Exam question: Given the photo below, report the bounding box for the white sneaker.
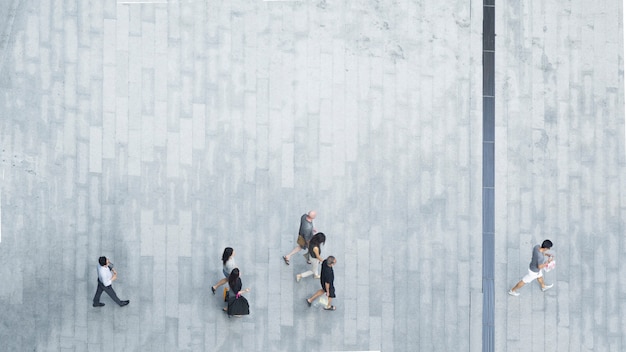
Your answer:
[541,284,553,292]
[508,290,520,296]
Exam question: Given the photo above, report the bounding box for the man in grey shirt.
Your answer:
[508,240,554,296]
[283,211,317,265]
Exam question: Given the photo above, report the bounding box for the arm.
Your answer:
[313,247,323,262]
[538,257,553,269]
[111,269,118,282]
[235,278,249,296]
[325,282,331,296]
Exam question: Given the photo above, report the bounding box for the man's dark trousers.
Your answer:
[93,280,123,305]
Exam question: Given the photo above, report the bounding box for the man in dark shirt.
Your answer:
[282,211,317,265]
[306,256,337,310]
[508,240,554,296]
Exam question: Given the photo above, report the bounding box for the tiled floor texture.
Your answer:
[0,1,624,351]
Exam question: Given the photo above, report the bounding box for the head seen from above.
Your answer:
[228,267,240,288]
[222,247,234,264]
[311,233,326,247]
[326,256,336,266]
[541,239,553,249]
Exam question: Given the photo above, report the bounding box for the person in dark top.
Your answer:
[306,256,337,311]
[224,268,250,312]
[296,233,326,282]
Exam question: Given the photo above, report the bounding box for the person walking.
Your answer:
[224,268,250,316]
[211,247,237,294]
[92,256,129,307]
[508,240,555,296]
[283,211,317,265]
[296,233,326,282]
[306,256,337,311]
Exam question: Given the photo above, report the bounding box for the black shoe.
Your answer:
[120,300,130,306]
[93,302,105,307]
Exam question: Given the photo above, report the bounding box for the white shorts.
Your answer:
[522,268,543,283]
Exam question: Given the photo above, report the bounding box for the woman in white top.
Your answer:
[211,247,237,294]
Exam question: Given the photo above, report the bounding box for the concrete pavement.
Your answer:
[0,0,624,351]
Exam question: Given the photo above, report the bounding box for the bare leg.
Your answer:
[510,280,526,292]
[537,276,547,289]
[284,246,302,261]
[307,289,325,304]
[212,277,228,291]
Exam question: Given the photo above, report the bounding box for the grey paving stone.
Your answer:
[1,0,625,351]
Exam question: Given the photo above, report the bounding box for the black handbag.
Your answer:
[227,294,250,316]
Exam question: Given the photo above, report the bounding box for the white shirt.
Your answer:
[223,257,237,275]
[97,265,113,286]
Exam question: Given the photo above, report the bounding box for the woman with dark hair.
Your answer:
[211,247,236,294]
[296,233,326,282]
[224,268,250,316]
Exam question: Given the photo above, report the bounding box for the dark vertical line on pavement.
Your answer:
[482,1,495,352]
